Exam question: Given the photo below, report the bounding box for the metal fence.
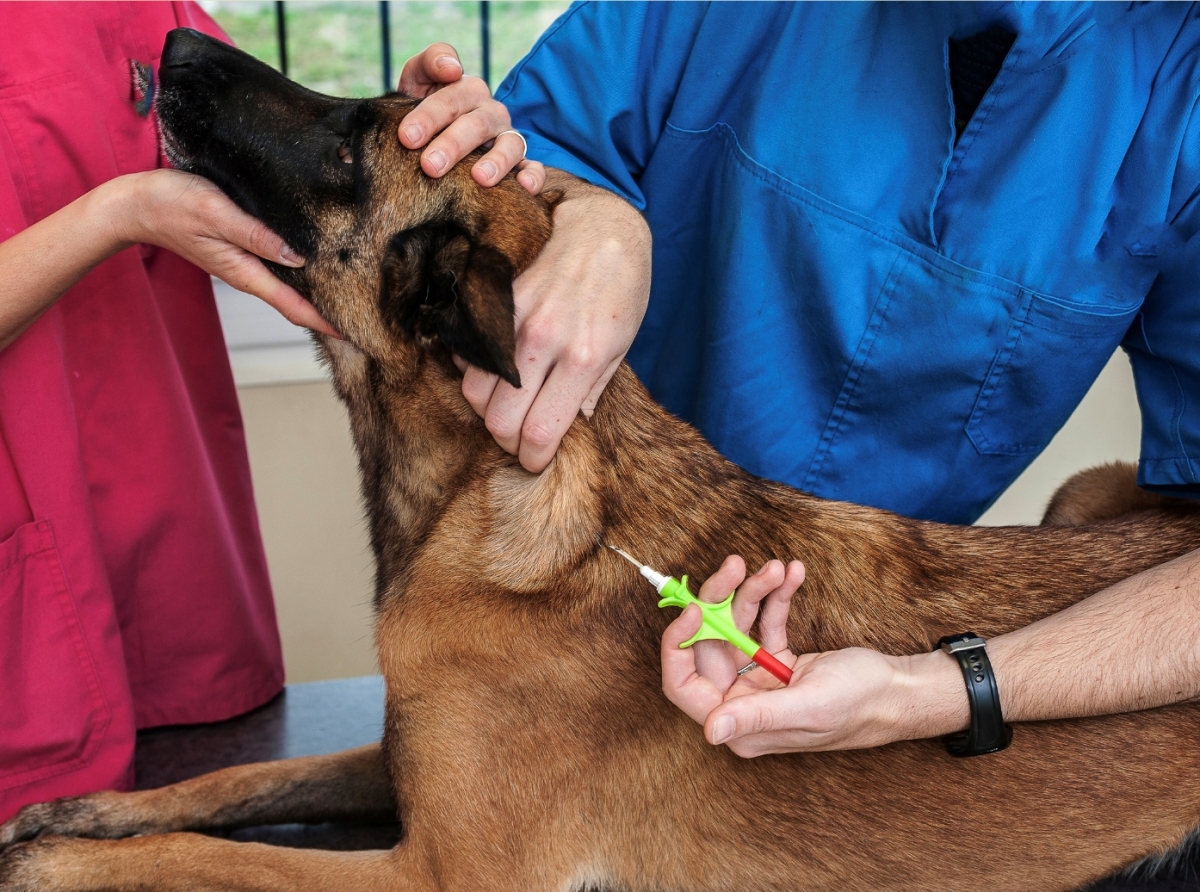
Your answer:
[272,0,494,91]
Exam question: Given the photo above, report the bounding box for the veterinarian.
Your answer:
[411,3,1200,758]
[0,5,484,824]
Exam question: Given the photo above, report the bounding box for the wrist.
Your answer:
[891,650,972,741]
[90,173,149,250]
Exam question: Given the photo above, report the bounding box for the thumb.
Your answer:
[705,694,777,746]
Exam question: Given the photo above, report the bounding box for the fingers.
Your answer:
[726,559,803,654]
[516,351,617,472]
[455,185,650,467]
[399,75,513,179]
[661,605,725,725]
[236,217,305,268]
[213,252,339,338]
[397,44,528,185]
[130,171,336,336]
[397,42,463,101]
[186,180,304,268]
[251,273,340,337]
[460,362,501,417]
[697,555,748,604]
[471,131,530,187]
[459,325,615,473]
[756,560,804,654]
[579,356,620,417]
[195,195,337,336]
[461,359,560,471]
[515,159,546,195]
[478,366,544,460]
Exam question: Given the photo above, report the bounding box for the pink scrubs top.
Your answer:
[0,2,285,822]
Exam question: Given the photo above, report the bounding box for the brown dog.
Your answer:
[2,28,1200,892]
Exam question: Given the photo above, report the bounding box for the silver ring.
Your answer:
[736,661,759,677]
[500,129,527,161]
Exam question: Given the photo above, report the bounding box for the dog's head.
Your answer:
[156,28,556,385]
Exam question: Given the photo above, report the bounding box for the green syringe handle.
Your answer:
[657,575,760,659]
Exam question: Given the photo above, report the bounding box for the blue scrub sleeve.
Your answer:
[1125,99,1200,497]
[495,1,707,209]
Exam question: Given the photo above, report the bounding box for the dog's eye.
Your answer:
[337,138,353,164]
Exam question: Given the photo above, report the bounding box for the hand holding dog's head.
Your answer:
[156,28,554,384]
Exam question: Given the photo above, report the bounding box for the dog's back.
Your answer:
[376,365,1200,892]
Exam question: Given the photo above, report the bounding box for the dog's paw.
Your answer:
[0,793,127,846]
[0,838,68,891]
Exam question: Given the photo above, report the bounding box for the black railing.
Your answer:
[272,1,493,92]
[274,1,288,76]
[380,1,393,90]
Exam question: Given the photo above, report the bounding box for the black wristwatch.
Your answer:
[937,633,1013,757]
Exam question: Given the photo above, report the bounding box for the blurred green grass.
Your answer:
[198,1,570,97]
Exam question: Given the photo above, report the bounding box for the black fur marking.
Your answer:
[380,221,521,387]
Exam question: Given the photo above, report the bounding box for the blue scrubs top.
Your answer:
[497,1,1200,523]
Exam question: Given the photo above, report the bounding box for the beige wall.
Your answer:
[237,382,377,683]
[237,352,1142,682]
[976,350,1141,526]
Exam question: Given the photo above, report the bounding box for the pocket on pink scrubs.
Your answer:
[0,520,110,790]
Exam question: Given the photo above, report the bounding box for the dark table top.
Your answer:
[135,675,400,851]
[134,676,1198,889]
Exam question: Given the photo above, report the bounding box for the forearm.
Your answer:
[0,178,131,351]
[990,547,1200,720]
[896,547,1200,739]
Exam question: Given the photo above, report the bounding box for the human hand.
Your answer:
[106,169,336,336]
[457,176,652,471]
[396,43,543,191]
[661,555,970,756]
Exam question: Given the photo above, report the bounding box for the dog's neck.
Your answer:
[319,334,758,602]
[322,331,951,654]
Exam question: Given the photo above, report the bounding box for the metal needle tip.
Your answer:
[606,544,643,568]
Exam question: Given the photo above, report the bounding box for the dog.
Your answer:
[2,27,1200,892]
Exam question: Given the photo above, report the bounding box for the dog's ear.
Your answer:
[380,221,521,387]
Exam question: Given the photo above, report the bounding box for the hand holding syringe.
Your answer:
[608,545,796,685]
[637,550,939,757]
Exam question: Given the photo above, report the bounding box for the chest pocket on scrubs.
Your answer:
[0,70,159,222]
[642,122,1140,522]
[0,520,110,792]
[966,291,1139,456]
[809,236,1139,518]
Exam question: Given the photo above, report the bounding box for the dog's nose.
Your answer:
[162,28,219,69]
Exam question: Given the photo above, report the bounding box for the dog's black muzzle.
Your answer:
[157,28,367,260]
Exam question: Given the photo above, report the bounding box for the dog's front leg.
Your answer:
[0,744,395,845]
[0,833,428,892]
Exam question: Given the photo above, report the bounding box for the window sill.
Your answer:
[214,278,327,388]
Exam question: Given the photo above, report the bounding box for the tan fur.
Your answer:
[1042,461,1196,526]
[3,78,1200,892]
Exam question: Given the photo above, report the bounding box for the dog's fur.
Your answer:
[2,29,1200,892]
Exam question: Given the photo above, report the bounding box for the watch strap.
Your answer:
[937,633,1013,757]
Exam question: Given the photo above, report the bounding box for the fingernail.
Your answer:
[427,149,447,174]
[280,245,305,267]
[711,716,735,745]
[435,55,461,73]
[478,160,497,181]
[403,124,423,146]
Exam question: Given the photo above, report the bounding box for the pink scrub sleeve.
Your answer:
[0,1,285,822]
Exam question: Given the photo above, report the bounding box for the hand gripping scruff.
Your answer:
[607,546,793,685]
